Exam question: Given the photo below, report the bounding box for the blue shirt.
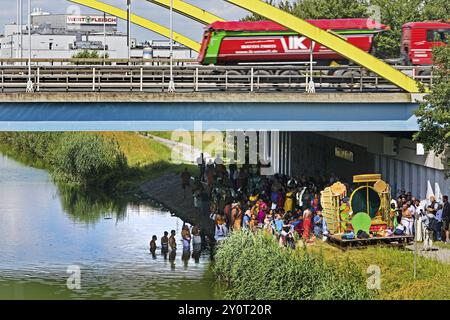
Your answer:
[313,215,322,227]
[436,209,443,222]
[275,219,284,232]
[243,215,250,229]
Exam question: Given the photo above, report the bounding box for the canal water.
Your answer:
[0,154,217,300]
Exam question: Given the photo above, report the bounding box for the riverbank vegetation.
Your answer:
[311,242,450,300]
[0,132,126,188]
[0,132,196,195]
[214,231,372,300]
[214,231,450,300]
[413,44,450,172]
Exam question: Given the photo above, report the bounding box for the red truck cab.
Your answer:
[401,21,450,65]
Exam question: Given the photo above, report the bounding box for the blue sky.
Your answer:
[0,0,264,42]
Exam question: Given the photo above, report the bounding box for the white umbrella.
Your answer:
[426,180,434,200]
[434,182,442,203]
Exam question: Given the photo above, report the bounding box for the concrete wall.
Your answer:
[374,154,450,200]
[319,132,446,170]
[280,132,373,182]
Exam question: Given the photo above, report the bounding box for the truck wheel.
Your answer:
[278,70,301,76]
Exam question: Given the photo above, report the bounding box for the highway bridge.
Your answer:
[0,63,431,93]
[0,0,445,199]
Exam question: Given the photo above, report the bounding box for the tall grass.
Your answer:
[0,132,126,189]
[214,231,372,300]
[310,242,450,300]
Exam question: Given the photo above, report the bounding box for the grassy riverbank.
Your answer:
[214,231,450,300]
[310,242,450,300]
[214,231,372,300]
[0,132,197,198]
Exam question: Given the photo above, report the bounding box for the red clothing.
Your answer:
[294,220,304,236]
[302,217,312,239]
[277,192,284,208]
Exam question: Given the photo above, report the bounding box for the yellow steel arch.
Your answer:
[226,0,422,93]
[148,0,225,25]
[68,0,201,52]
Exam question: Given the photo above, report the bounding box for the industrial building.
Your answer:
[0,8,196,60]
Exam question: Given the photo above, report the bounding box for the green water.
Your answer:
[0,154,217,300]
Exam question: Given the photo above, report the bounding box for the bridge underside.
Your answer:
[273,132,448,200]
[0,93,419,131]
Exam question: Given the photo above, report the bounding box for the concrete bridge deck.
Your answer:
[0,92,423,103]
[0,92,423,132]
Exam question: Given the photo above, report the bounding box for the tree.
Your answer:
[413,44,450,157]
[242,0,369,21]
[71,50,109,65]
[72,49,100,59]
[422,0,450,21]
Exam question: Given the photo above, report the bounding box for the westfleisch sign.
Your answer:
[66,15,118,25]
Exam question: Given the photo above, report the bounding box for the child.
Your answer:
[150,235,157,254]
[422,212,436,251]
[313,211,323,237]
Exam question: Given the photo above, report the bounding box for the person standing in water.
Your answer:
[150,235,157,256]
[169,230,177,251]
[160,231,169,259]
[192,224,202,246]
[181,225,191,251]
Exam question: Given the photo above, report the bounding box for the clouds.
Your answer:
[1,0,249,42]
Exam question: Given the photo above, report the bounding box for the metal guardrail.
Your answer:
[0,58,198,66]
[0,64,433,93]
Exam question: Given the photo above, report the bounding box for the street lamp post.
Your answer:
[16,0,20,59]
[103,12,106,65]
[127,0,131,64]
[306,40,315,93]
[26,0,33,92]
[19,0,23,62]
[168,0,175,92]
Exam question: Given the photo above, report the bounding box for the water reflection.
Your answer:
[57,184,128,224]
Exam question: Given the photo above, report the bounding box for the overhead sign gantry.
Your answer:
[68,0,201,52]
[147,0,225,25]
[225,0,422,93]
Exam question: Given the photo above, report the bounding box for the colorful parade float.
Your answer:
[320,174,414,248]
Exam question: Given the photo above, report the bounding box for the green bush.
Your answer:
[50,133,127,187]
[0,132,62,166]
[0,132,127,189]
[214,231,371,300]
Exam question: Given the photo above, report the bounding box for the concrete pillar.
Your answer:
[270,131,280,175]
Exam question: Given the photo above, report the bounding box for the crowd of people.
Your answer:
[179,154,450,251]
[389,191,450,250]
[149,224,204,265]
[187,154,345,248]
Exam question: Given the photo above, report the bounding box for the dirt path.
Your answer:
[406,243,450,264]
[140,173,214,237]
[145,134,213,164]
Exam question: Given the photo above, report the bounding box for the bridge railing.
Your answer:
[0,65,432,93]
[0,58,198,66]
